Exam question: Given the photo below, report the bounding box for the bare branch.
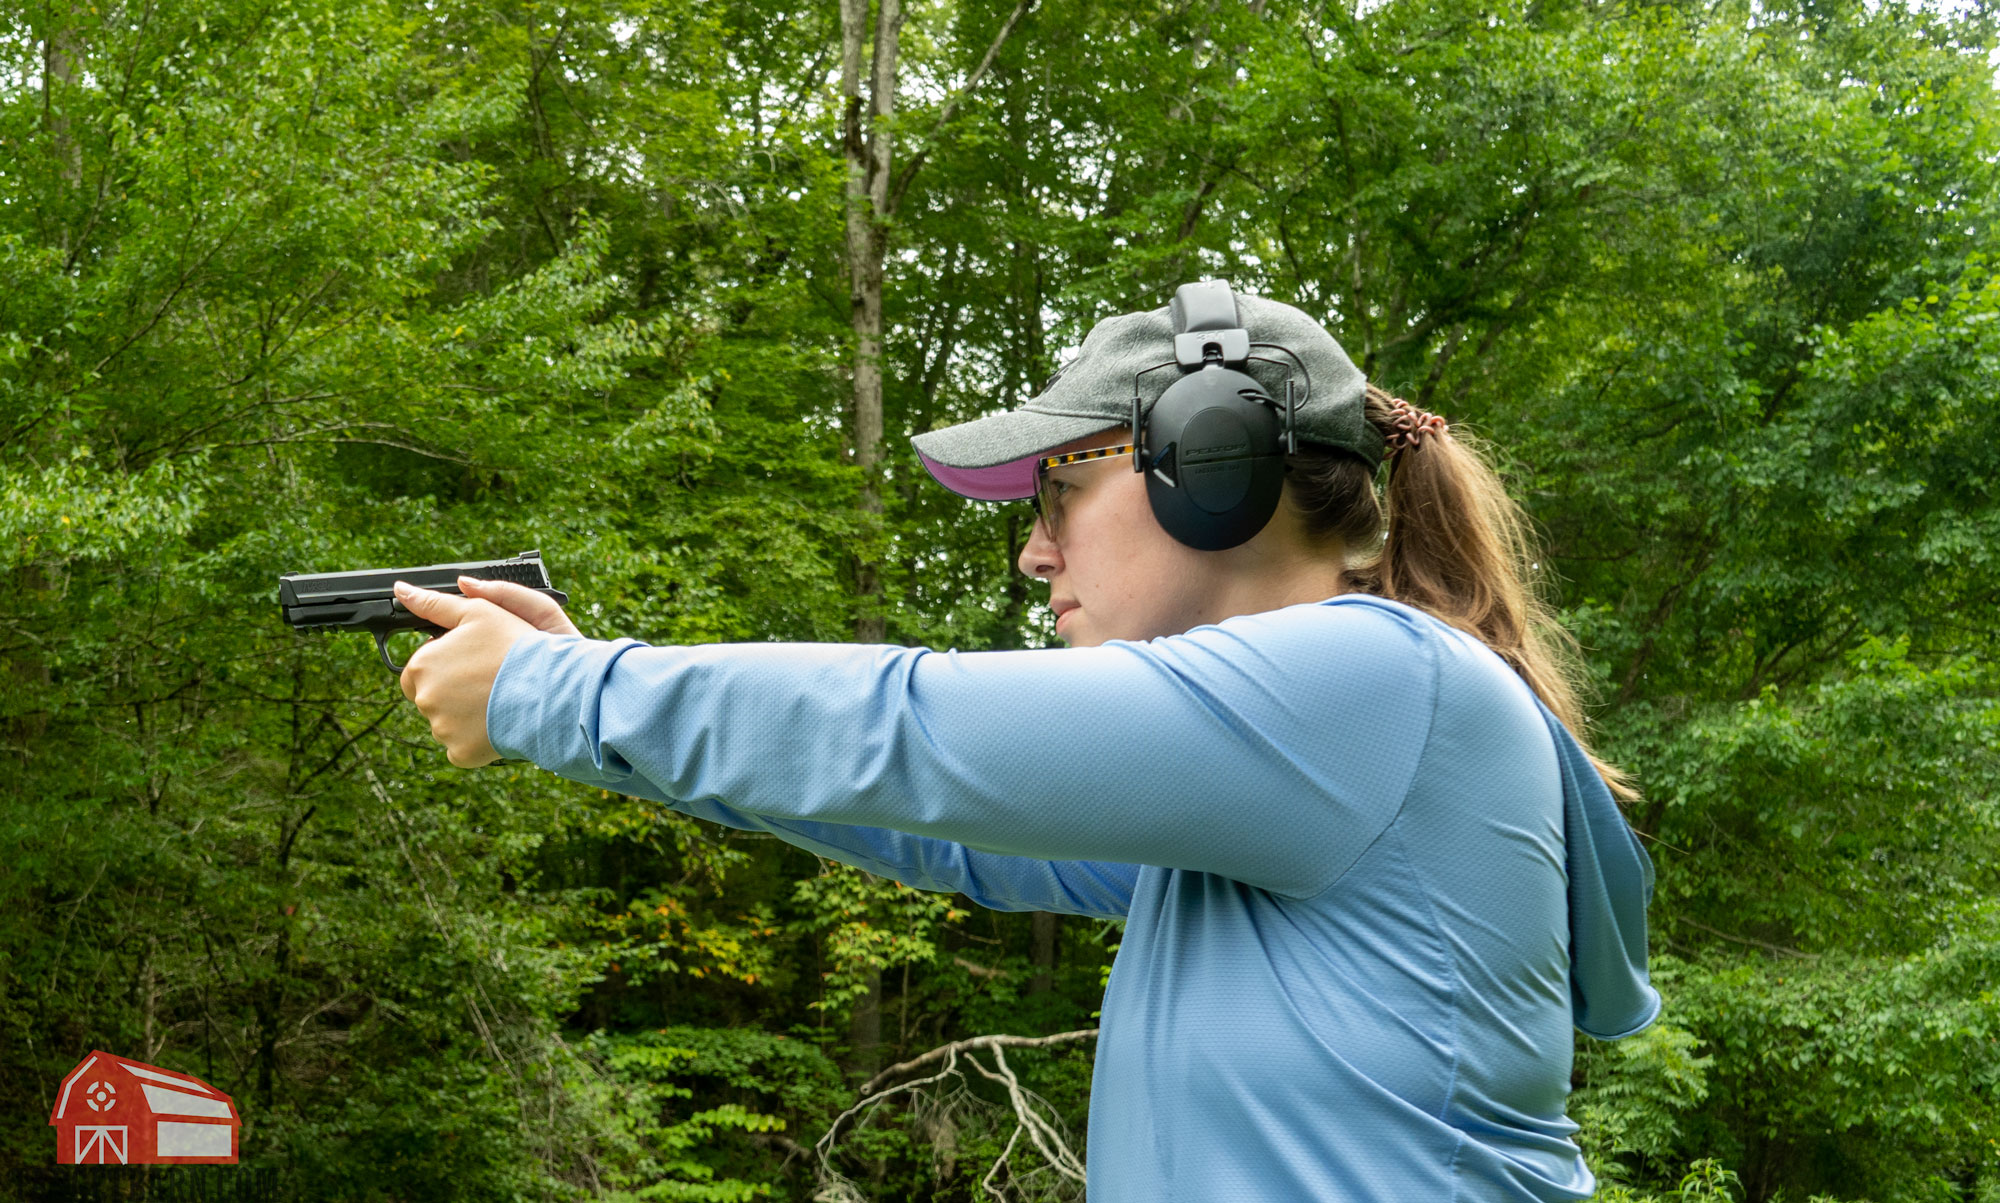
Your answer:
[817,1029,1097,1202]
[861,1028,1097,1095]
[982,1123,1025,1200]
[965,1046,1085,1182]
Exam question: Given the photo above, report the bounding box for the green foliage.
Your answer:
[790,864,967,1014]
[5,0,2000,1198]
[589,1030,835,1202]
[1575,1015,1715,1177]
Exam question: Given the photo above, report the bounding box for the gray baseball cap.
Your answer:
[911,286,1379,501]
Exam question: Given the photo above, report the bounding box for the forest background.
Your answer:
[4,0,2000,1199]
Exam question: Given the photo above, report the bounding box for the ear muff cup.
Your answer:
[1143,366,1286,551]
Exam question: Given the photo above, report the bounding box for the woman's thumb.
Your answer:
[393,580,473,628]
[458,576,581,637]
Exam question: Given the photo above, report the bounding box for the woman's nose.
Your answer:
[1018,514,1063,579]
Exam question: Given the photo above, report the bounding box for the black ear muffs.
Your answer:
[1137,281,1292,551]
[1142,367,1286,551]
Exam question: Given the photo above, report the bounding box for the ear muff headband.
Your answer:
[1134,282,1303,551]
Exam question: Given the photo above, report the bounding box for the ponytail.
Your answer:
[1286,385,1638,805]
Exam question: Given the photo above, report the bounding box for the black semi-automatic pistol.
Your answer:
[279,549,569,674]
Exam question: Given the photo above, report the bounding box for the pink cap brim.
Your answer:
[916,449,1041,501]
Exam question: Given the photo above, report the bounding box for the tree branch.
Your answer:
[886,0,1037,216]
[816,1029,1097,1203]
[860,1028,1097,1095]
[1678,917,1817,960]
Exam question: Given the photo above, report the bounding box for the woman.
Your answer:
[396,282,1657,1202]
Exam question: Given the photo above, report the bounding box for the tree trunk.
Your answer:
[1,567,53,753]
[140,937,160,1061]
[847,968,884,1074]
[841,0,902,645]
[43,10,84,188]
[1030,912,1058,995]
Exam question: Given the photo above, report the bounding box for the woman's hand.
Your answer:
[456,575,584,637]
[395,577,554,768]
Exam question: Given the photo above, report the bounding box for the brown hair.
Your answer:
[1286,385,1638,804]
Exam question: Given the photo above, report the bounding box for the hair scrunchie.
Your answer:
[1384,397,1448,457]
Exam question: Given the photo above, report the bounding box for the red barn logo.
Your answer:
[49,1051,239,1165]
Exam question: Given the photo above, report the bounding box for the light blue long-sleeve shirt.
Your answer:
[485,593,1657,1202]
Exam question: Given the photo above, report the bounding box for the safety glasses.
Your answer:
[1031,443,1137,538]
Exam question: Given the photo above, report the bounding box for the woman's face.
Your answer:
[1015,428,1239,647]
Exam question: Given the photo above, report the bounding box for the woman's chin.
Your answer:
[1054,608,1078,644]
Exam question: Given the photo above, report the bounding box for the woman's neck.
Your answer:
[1198,540,1349,627]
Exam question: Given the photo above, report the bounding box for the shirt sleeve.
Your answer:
[659,794,1139,919]
[486,600,1436,899]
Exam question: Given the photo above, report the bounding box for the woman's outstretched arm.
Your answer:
[486,599,1435,900]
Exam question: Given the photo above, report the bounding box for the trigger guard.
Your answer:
[375,631,409,675]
